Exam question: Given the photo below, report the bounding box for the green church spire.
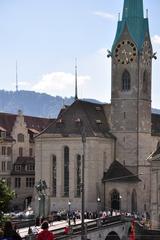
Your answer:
[122,0,144,19]
[112,0,150,52]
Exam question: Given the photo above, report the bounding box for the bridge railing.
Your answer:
[22,215,131,240]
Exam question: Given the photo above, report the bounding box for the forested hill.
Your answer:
[0,90,159,118]
[0,90,101,118]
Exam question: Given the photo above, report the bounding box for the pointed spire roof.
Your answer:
[122,0,144,19]
[112,0,150,51]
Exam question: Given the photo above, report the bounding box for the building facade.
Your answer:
[34,0,160,228]
[0,110,52,210]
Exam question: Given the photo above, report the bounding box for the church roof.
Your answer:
[151,113,160,136]
[112,0,150,51]
[41,99,114,139]
[102,160,140,182]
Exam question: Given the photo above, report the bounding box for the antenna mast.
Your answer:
[16,61,18,92]
[75,58,78,100]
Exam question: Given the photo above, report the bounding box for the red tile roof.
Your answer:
[0,112,54,136]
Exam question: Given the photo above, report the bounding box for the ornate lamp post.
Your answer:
[81,125,86,240]
[35,179,47,217]
[68,200,71,227]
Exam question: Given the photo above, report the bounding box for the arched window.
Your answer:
[64,146,69,196]
[131,189,137,213]
[52,155,57,197]
[17,133,24,142]
[76,154,81,197]
[122,70,131,91]
[143,70,148,94]
[111,189,121,210]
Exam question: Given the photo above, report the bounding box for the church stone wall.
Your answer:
[35,134,115,212]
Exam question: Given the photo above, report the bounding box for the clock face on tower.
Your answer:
[114,40,137,64]
[141,41,152,65]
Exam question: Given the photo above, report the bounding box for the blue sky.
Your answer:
[0,0,160,109]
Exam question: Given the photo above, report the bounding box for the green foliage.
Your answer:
[0,179,15,221]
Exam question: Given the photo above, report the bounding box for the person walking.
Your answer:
[3,221,22,240]
[37,221,55,240]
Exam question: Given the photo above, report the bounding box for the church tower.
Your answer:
[111,0,153,174]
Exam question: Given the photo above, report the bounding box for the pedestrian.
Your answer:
[37,221,55,240]
[73,214,76,225]
[64,226,69,234]
[3,221,22,240]
[28,226,33,235]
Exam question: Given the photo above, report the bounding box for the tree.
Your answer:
[0,179,15,221]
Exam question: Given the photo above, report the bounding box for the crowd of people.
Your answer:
[0,209,151,240]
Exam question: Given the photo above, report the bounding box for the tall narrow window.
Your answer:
[64,146,69,196]
[131,189,137,213]
[122,70,131,91]
[29,148,33,157]
[19,147,23,157]
[76,154,81,197]
[2,146,6,155]
[52,155,57,197]
[15,177,21,188]
[2,161,6,172]
[143,70,148,94]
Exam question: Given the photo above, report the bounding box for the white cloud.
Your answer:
[32,72,91,97]
[152,35,160,45]
[97,48,107,56]
[93,11,116,21]
[19,81,30,87]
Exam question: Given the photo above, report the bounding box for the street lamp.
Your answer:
[81,124,86,240]
[35,179,47,217]
[120,195,122,212]
[97,197,101,217]
[68,200,71,227]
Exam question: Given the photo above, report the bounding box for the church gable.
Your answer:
[102,160,140,182]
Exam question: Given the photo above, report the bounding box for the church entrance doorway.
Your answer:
[111,190,121,210]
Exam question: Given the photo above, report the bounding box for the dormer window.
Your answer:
[96,106,101,111]
[75,118,81,123]
[57,118,63,123]
[0,127,6,139]
[15,165,21,172]
[96,120,102,124]
[0,131,6,138]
